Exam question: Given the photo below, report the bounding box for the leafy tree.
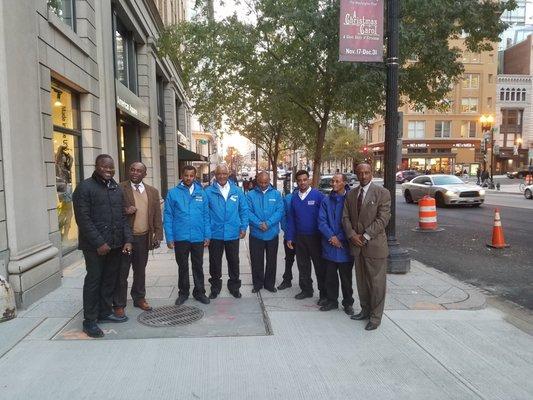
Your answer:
[160,0,515,185]
[224,146,243,173]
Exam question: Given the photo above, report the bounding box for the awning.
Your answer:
[178,145,207,162]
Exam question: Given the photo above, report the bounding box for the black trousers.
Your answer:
[295,234,326,298]
[82,248,122,322]
[174,241,206,297]
[249,235,279,290]
[209,239,241,293]
[113,234,149,308]
[282,238,296,282]
[325,259,354,307]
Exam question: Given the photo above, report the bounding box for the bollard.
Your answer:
[412,195,444,232]
[0,275,16,323]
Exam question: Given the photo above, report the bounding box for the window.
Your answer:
[500,88,505,101]
[462,73,480,89]
[50,83,82,254]
[408,121,425,139]
[520,88,526,102]
[461,121,477,138]
[488,74,493,83]
[48,0,76,30]
[461,52,481,64]
[435,121,451,138]
[487,97,492,108]
[113,15,137,92]
[502,109,522,126]
[501,0,526,24]
[461,98,478,113]
[506,88,510,101]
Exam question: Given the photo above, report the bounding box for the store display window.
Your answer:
[51,83,82,253]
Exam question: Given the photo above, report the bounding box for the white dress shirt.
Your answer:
[298,186,312,201]
[218,182,230,201]
[131,181,145,194]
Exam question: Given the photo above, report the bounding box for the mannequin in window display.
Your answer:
[55,144,74,241]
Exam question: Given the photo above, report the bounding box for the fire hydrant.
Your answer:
[0,275,16,322]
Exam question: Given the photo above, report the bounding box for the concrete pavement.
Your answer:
[0,239,532,399]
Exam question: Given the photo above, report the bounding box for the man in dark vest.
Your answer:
[73,154,132,338]
[113,162,163,317]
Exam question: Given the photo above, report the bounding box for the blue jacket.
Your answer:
[318,188,354,263]
[247,185,284,241]
[286,188,324,241]
[205,181,248,241]
[280,193,292,234]
[163,182,210,243]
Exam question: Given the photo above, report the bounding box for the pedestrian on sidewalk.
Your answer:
[72,154,133,338]
[205,164,248,299]
[286,170,327,305]
[317,173,354,315]
[113,162,163,317]
[246,171,284,293]
[277,191,295,290]
[476,168,481,185]
[164,165,211,306]
[342,163,391,331]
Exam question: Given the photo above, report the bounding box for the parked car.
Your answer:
[506,168,532,179]
[318,175,333,195]
[524,184,533,200]
[277,168,289,179]
[345,173,359,189]
[396,170,420,183]
[402,174,485,207]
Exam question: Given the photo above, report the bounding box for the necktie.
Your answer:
[134,184,140,192]
[357,187,364,212]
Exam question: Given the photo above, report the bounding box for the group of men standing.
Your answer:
[73,155,390,338]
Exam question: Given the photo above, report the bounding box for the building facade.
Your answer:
[0,0,191,308]
[369,43,497,176]
[496,35,533,172]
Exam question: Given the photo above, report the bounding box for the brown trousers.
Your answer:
[113,233,149,307]
[355,254,387,325]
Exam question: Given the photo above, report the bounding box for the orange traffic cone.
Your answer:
[487,208,510,249]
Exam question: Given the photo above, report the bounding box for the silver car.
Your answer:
[402,174,485,207]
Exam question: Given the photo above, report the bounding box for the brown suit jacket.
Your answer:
[120,181,163,249]
[342,183,391,258]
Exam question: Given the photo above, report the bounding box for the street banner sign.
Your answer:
[339,0,384,62]
[494,144,500,155]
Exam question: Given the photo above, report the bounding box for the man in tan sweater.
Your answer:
[113,162,163,316]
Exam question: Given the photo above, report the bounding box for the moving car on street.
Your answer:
[396,170,420,183]
[402,174,485,207]
[524,184,533,200]
[506,169,532,179]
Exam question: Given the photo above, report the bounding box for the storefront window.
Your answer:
[50,84,82,253]
[48,0,76,30]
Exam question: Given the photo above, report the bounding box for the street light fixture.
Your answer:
[479,114,494,186]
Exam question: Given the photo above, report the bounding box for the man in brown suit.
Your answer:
[342,163,391,331]
[113,162,163,315]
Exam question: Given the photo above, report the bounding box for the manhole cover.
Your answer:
[137,305,204,327]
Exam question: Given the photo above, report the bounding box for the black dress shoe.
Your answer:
[230,290,242,298]
[344,305,355,316]
[209,292,219,299]
[98,314,128,323]
[264,287,277,293]
[194,294,210,304]
[319,302,338,311]
[365,322,379,331]
[251,287,261,293]
[83,321,104,338]
[350,312,370,321]
[175,295,188,305]
[317,298,329,307]
[277,281,292,290]
[294,292,313,300]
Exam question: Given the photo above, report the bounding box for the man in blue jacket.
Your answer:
[164,165,211,305]
[205,164,248,299]
[318,173,354,315]
[286,170,326,303]
[247,171,284,292]
[277,192,295,290]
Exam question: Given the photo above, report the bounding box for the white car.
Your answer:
[524,184,533,200]
[277,168,288,179]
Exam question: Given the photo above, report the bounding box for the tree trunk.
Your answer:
[312,118,329,186]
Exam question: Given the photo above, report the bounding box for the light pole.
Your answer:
[384,0,410,274]
[480,114,494,184]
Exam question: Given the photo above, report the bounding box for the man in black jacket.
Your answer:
[73,154,133,338]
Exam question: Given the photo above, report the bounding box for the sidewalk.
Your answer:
[1,239,532,399]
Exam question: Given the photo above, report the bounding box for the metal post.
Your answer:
[384,0,410,273]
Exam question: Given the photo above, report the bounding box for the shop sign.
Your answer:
[339,0,384,62]
[494,144,500,155]
[116,80,149,125]
[453,143,474,148]
[407,143,427,148]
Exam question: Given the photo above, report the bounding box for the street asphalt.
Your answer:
[396,191,533,310]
